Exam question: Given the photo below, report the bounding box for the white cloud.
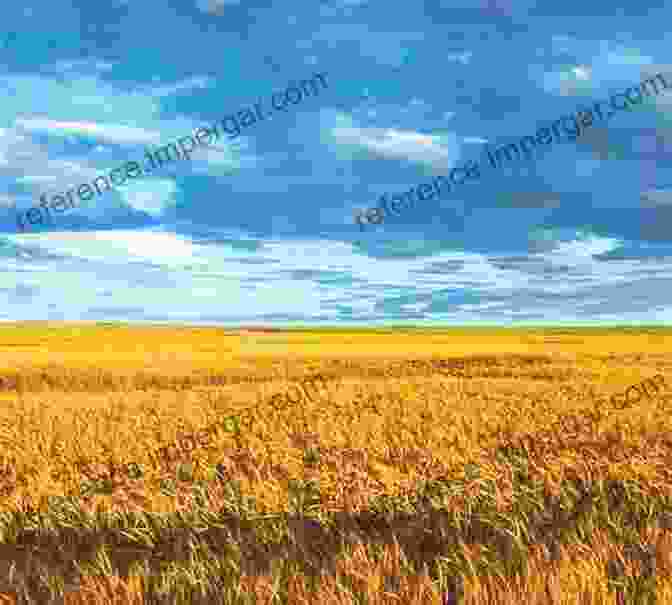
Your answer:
[0,61,258,221]
[116,179,177,217]
[150,76,214,98]
[572,65,591,80]
[48,60,115,74]
[14,117,162,146]
[17,174,59,184]
[541,66,595,96]
[329,114,460,167]
[540,45,661,98]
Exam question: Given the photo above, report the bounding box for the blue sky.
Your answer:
[1,0,671,325]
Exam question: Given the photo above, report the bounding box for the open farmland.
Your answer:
[0,324,670,603]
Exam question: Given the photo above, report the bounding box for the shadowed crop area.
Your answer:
[0,324,671,603]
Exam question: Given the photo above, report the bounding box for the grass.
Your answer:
[0,323,670,603]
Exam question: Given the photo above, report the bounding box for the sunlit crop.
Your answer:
[0,324,670,603]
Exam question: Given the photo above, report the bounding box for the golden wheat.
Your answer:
[0,324,669,603]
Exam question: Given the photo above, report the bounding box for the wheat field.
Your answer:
[0,323,670,604]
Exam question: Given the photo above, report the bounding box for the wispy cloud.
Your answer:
[329,114,460,167]
[14,118,162,146]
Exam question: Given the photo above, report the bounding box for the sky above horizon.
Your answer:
[0,0,671,325]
